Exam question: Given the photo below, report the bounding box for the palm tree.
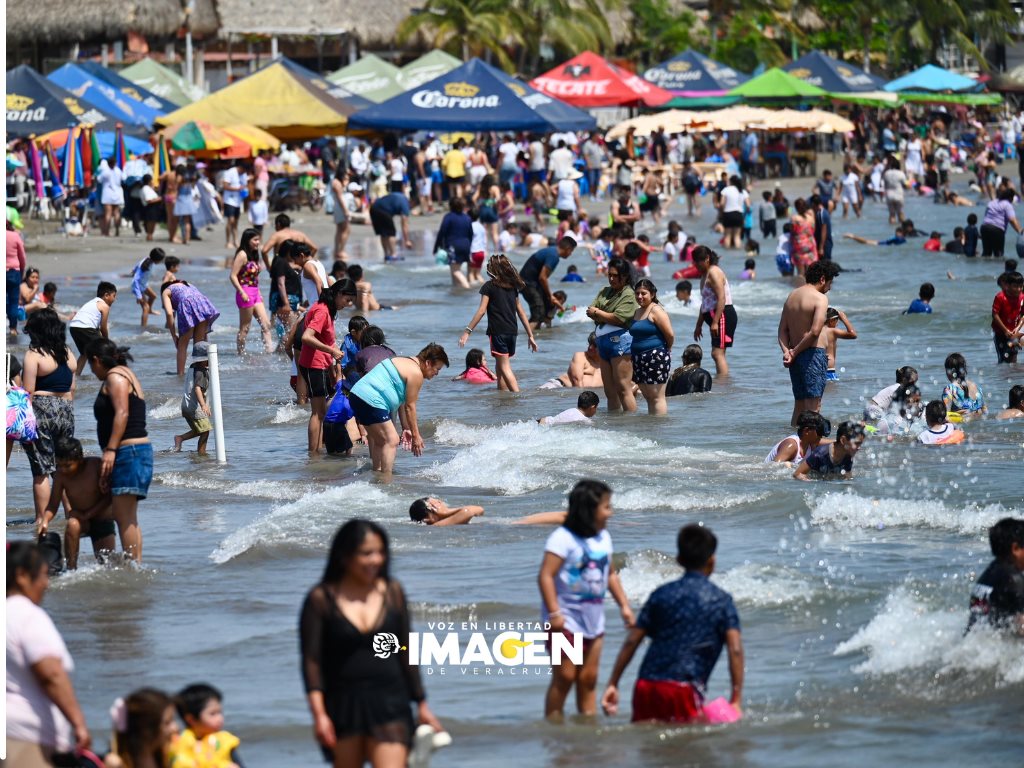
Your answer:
[396,0,521,71]
[513,0,617,73]
[628,0,697,69]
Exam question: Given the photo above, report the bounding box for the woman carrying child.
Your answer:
[538,480,634,720]
[459,254,538,392]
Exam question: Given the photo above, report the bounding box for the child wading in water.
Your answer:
[459,254,537,392]
[538,479,634,721]
[174,341,212,454]
[453,348,497,384]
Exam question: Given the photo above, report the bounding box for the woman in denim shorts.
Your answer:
[585,257,639,412]
[85,339,152,564]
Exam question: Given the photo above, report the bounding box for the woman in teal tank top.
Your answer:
[349,343,450,473]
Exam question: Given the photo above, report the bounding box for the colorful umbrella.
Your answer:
[61,127,84,188]
[79,128,93,186]
[113,124,127,169]
[153,134,172,178]
[43,140,64,199]
[164,120,234,152]
[27,140,45,200]
[88,128,101,175]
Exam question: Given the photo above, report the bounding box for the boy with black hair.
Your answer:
[539,391,600,425]
[162,255,182,287]
[968,518,1024,634]
[758,189,777,239]
[36,437,115,570]
[601,523,743,723]
[905,283,935,314]
[917,400,964,445]
[131,247,165,327]
[675,280,692,305]
[793,421,865,480]
[944,226,965,255]
[992,270,1024,363]
[69,281,117,375]
[765,410,830,463]
[823,306,857,381]
[964,212,979,257]
[168,683,245,767]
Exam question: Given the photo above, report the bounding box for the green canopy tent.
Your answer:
[328,54,404,103]
[727,67,827,105]
[663,94,741,109]
[119,58,205,108]
[400,49,461,90]
[899,92,1002,106]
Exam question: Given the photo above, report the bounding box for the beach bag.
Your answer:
[1016,231,1024,259]
[6,354,38,442]
[434,248,449,266]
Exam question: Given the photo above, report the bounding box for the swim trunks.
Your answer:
[826,369,839,381]
[789,347,828,400]
[704,305,737,349]
[631,679,702,724]
[489,334,517,357]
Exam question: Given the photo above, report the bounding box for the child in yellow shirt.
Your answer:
[165,684,243,768]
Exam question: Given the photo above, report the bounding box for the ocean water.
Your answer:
[6,189,1024,767]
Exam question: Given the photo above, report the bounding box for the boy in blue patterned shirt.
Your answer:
[601,524,743,723]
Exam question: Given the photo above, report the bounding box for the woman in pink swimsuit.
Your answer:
[229,228,274,356]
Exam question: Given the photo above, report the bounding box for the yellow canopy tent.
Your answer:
[155,58,370,140]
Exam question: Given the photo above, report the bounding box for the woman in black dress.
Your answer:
[300,519,443,767]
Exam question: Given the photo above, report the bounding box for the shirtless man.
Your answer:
[347,264,382,312]
[539,332,604,389]
[409,498,484,526]
[259,213,318,272]
[778,261,841,426]
[36,437,116,570]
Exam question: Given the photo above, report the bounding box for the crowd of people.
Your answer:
[6,102,1024,767]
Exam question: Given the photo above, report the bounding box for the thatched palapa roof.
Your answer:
[215,0,419,45]
[5,0,219,45]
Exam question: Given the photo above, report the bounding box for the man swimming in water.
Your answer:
[764,411,830,464]
[409,498,484,526]
[778,261,841,426]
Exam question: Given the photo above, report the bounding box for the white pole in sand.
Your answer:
[207,343,227,463]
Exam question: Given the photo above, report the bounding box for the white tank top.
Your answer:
[764,434,802,463]
[555,179,577,211]
[69,297,104,329]
[302,260,328,305]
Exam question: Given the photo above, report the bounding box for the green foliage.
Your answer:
[394,0,1019,77]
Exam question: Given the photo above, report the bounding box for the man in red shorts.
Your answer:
[600,524,744,723]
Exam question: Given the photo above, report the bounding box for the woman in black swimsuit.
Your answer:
[86,339,151,564]
[300,519,443,767]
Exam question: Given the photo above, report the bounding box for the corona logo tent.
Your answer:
[6,65,117,137]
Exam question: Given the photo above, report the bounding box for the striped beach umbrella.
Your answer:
[61,127,83,188]
[27,140,45,199]
[113,124,127,169]
[153,133,171,178]
[42,140,63,199]
[79,127,93,186]
[88,127,101,175]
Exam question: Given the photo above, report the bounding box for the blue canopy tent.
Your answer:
[47,63,162,129]
[884,64,980,93]
[643,50,748,96]
[784,51,886,93]
[6,65,119,137]
[74,61,179,114]
[348,58,596,133]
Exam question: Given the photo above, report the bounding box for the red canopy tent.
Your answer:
[530,52,673,108]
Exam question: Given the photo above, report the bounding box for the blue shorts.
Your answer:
[489,334,517,357]
[110,444,153,499]
[348,393,393,425]
[596,330,632,361]
[789,347,828,400]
